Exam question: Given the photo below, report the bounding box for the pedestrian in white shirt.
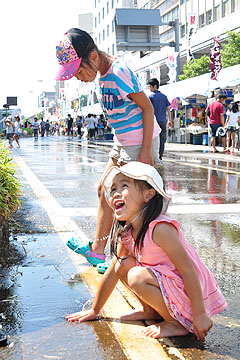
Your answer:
[87,114,95,139]
[14,115,22,148]
[225,102,240,154]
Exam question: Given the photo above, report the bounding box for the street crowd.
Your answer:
[4,112,111,147]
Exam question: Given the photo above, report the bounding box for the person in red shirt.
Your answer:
[207,94,227,153]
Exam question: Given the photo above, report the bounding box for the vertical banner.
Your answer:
[210,37,222,80]
[187,13,197,61]
[166,50,178,84]
[80,95,85,112]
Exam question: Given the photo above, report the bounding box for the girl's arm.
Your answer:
[225,115,230,128]
[66,242,129,322]
[129,91,154,165]
[152,223,213,342]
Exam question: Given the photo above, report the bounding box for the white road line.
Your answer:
[165,158,240,175]
[59,203,240,217]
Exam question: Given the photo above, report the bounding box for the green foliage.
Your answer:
[22,128,34,136]
[221,30,240,68]
[179,55,210,80]
[0,141,21,218]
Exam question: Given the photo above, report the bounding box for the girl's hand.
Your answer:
[65,309,98,323]
[193,313,213,342]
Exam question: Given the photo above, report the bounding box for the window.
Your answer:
[112,0,114,8]
[107,47,110,54]
[199,14,205,28]
[99,33,101,44]
[94,0,96,7]
[112,43,115,55]
[112,19,115,32]
[95,37,97,43]
[103,29,105,41]
[206,9,212,25]
[214,5,220,21]
[233,0,240,11]
[180,0,184,4]
[107,24,109,37]
[95,17,97,27]
[107,1,109,14]
[180,24,185,38]
[102,7,105,19]
[223,0,231,16]
[98,12,100,24]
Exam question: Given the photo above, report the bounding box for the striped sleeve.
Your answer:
[114,63,143,99]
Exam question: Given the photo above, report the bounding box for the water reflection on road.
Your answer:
[0,137,239,359]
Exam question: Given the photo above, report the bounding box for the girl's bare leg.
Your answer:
[120,266,188,338]
[115,256,161,320]
[231,132,235,152]
[90,157,119,254]
[227,132,230,149]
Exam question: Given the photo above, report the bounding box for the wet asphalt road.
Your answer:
[0,136,239,360]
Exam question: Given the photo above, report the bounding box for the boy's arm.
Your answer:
[129,91,154,165]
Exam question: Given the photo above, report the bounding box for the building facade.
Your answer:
[54,0,240,117]
[133,0,240,86]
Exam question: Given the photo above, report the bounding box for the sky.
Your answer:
[0,0,93,116]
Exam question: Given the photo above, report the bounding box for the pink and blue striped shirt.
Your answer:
[97,60,160,146]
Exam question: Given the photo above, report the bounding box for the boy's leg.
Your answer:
[91,157,119,254]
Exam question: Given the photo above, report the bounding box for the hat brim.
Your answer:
[55,58,81,81]
[102,163,171,215]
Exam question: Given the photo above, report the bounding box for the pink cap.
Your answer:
[55,34,82,81]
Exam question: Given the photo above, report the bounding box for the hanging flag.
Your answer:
[210,37,222,80]
[187,13,197,61]
[166,51,178,83]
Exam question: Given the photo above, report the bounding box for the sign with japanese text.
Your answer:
[210,37,222,80]
[187,13,197,61]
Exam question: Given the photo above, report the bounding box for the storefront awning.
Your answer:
[160,64,240,101]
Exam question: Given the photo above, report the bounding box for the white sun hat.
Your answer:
[102,161,171,214]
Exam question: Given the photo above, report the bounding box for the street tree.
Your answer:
[221,30,240,68]
[179,55,210,81]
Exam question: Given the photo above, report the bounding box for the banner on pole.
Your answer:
[187,13,197,61]
[166,50,178,84]
[210,37,222,80]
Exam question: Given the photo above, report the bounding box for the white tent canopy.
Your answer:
[160,64,240,102]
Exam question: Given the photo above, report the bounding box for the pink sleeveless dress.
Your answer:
[121,215,228,333]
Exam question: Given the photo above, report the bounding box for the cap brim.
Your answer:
[55,58,81,81]
[102,164,171,215]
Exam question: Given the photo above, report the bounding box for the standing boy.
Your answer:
[148,78,171,164]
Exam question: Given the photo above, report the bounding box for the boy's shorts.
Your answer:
[7,133,14,139]
[109,136,160,165]
[210,123,226,138]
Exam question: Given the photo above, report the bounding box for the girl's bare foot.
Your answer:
[120,308,162,321]
[142,320,189,338]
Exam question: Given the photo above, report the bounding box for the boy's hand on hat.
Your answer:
[137,148,153,165]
